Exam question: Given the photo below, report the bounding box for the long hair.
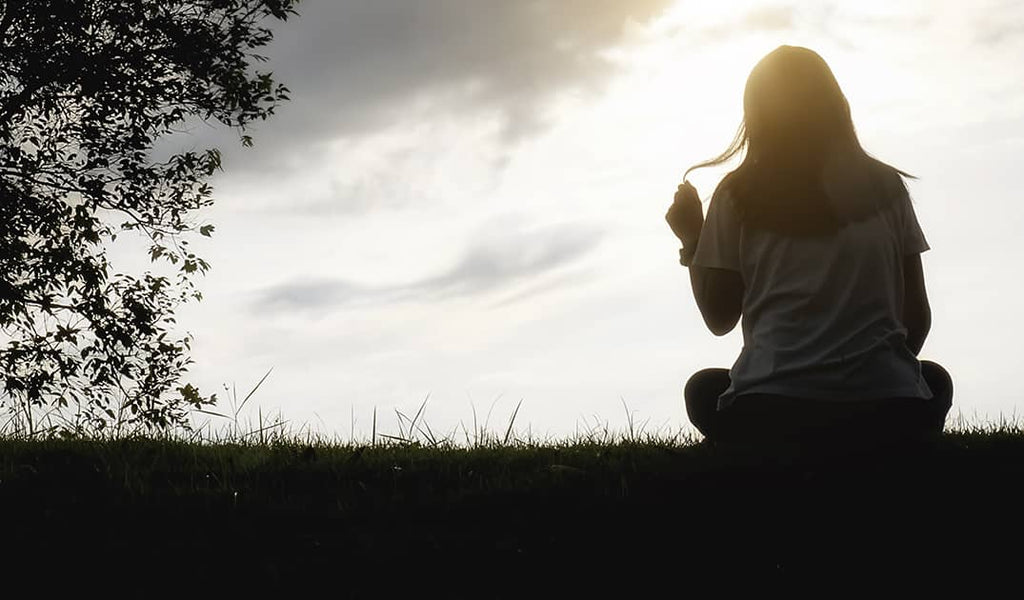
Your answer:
[685,45,914,237]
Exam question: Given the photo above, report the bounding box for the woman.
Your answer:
[665,45,952,447]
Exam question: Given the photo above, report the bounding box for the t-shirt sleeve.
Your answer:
[900,194,930,255]
[691,190,742,271]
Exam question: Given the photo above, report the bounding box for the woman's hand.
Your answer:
[665,181,704,248]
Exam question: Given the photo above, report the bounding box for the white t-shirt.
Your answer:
[691,177,934,410]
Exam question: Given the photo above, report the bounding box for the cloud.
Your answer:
[971,0,1024,45]
[719,3,798,36]
[741,4,798,31]
[254,220,604,312]
[663,3,797,46]
[255,279,361,312]
[673,2,933,52]
[181,0,678,172]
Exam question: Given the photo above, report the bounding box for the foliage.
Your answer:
[0,0,298,432]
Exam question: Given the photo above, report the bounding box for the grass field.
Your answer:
[2,414,1022,594]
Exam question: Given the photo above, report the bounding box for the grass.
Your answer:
[2,395,1023,592]
[3,418,1021,509]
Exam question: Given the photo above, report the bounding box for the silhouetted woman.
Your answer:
[665,45,952,447]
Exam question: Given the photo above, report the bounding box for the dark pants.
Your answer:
[685,361,953,446]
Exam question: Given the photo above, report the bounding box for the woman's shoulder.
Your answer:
[872,160,910,200]
[710,175,741,209]
[822,151,908,219]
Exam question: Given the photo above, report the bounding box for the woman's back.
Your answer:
[693,164,933,408]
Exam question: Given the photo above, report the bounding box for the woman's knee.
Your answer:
[684,368,731,401]
[683,368,730,440]
[920,360,953,406]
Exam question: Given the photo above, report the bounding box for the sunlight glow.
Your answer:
[590,0,942,195]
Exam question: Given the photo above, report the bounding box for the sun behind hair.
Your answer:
[686,45,913,237]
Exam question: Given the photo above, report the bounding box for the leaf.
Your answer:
[0,0,296,433]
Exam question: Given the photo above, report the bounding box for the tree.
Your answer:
[0,0,298,433]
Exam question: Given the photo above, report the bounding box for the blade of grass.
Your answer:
[394,408,408,441]
[503,399,523,446]
[407,393,430,443]
[484,393,504,434]
[236,368,273,417]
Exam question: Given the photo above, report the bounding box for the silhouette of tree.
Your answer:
[0,0,298,433]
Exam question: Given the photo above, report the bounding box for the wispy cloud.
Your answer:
[664,3,797,46]
[971,0,1024,45]
[254,221,604,312]
[675,2,935,51]
[717,3,798,36]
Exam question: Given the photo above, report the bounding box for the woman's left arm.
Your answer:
[689,266,743,336]
[666,182,744,336]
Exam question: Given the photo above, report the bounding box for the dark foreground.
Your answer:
[2,432,1022,594]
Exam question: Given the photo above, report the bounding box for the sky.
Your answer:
[154,0,1024,442]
